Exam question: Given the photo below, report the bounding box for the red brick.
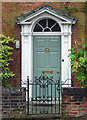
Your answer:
[70,112,78,115]
[71,109,78,112]
[81,109,86,111]
[72,105,78,108]
[81,103,86,106]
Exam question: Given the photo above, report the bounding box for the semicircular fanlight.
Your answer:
[33,19,61,32]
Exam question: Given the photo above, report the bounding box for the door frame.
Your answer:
[21,17,72,88]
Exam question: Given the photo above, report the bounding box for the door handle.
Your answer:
[57,70,59,73]
[45,48,49,52]
[42,71,53,74]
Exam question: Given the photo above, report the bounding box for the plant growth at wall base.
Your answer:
[68,42,87,87]
[0,34,16,87]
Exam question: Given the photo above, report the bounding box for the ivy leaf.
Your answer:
[68,42,87,87]
[0,34,16,87]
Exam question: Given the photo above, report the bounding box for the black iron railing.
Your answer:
[26,74,61,115]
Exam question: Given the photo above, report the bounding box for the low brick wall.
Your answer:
[2,87,26,118]
[2,87,87,118]
[62,87,87,116]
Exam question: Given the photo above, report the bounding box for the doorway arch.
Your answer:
[16,5,77,87]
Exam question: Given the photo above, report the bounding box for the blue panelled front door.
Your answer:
[33,36,61,99]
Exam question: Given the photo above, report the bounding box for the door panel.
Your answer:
[50,52,59,67]
[36,52,45,68]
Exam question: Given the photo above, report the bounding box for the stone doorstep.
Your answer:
[28,114,62,119]
[2,114,87,120]
[2,114,62,119]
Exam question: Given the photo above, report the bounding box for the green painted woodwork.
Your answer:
[33,36,61,99]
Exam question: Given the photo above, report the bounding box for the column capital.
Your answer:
[20,32,32,36]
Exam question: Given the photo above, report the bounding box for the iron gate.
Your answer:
[27,74,61,114]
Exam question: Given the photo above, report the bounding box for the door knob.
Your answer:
[45,48,49,52]
[57,70,59,73]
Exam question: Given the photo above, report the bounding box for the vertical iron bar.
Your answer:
[47,84,48,101]
[32,81,33,114]
[39,84,41,114]
[29,76,30,114]
[36,83,37,114]
[59,76,60,114]
[51,84,52,114]
[59,90,60,114]
[27,76,29,114]
[55,84,56,113]
[47,83,49,114]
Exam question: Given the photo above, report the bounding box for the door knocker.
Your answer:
[45,48,49,52]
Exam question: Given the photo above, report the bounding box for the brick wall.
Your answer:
[62,87,87,116]
[2,87,87,118]
[2,87,26,118]
[8,24,21,87]
[2,2,86,86]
